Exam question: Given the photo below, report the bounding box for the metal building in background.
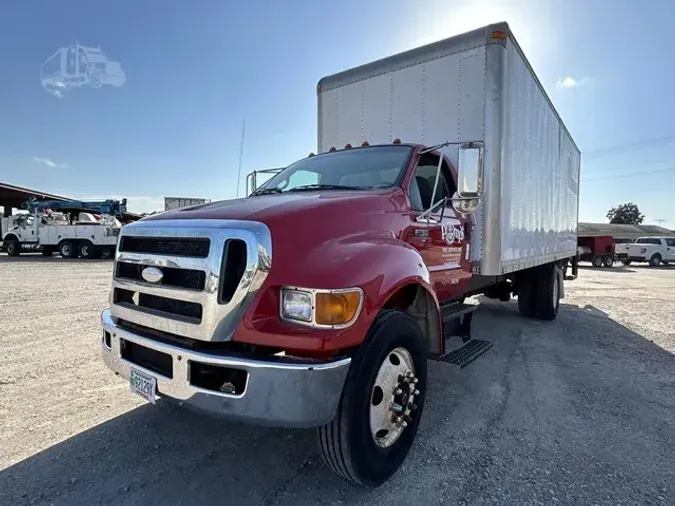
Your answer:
[164,197,211,212]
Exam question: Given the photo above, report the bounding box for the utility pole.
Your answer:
[654,219,666,227]
[235,119,246,198]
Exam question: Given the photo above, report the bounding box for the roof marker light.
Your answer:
[361,141,370,146]
[329,146,337,152]
[344,143,352,149]
[393,138,401,144]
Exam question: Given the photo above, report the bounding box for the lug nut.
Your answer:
[394,388,403,395]
[408,402,418,411]
[413,389,420,396]
[400,421,408,428]
[405,371,414,378]
[391,403,404,414]
[412,377,419,384]
[392,416,402,424]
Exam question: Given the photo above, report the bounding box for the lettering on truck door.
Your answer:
[403,152,472,302]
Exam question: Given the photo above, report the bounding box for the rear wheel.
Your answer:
[517,270,537,318]
[536,263,561,321]
[603,255,614,268]
[58,240,77,259]
[622,259,632,266]
[317,310,427,486]
[649,254,662,267]
[4,239,20,257]
[592,255,603,268]
[79,241,100,259]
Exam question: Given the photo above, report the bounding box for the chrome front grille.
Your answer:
[110,219,272,342]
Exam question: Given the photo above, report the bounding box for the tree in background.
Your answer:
[606,202,645,225]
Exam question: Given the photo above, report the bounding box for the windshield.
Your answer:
[256,146,412,194]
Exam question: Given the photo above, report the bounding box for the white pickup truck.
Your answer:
[625,237,675,267]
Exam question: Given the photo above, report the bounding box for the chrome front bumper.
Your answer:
[100,309,351,428]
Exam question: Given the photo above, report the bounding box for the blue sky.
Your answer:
[0,0,674,225]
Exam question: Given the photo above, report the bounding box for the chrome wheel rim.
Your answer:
[369,347,420,448]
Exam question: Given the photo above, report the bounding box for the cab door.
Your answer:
[403,152,472,303]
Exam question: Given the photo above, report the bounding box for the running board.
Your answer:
[441,303,477,342]
[439,339,493,368]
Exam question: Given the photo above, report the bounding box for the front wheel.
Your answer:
[317,310,427,486]
[592,255,603,268]
[4,239,20,256]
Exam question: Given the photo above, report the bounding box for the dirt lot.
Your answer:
[1,254,674,505]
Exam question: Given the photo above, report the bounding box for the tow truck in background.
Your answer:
[2,198,127,258]
[100,23,580,486]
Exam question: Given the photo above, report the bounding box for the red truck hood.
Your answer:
[145,190,398,224]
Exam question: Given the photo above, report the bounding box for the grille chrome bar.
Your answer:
[110,219,272,342]
[114,277,206,303]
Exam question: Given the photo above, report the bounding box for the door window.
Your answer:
[409,154,456,212]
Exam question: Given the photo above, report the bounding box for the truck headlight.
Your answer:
[280,287,363,327]
[281,289,313,323]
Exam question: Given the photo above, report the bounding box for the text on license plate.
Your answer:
[130,368,156,404]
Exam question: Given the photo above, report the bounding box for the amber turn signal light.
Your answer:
[315,290,362,326]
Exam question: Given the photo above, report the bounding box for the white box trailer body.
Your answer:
[317,22,580,276]
[164,197,211,212]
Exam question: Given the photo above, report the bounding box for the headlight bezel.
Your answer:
[279,286,364,329]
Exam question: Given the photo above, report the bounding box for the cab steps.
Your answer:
[439,301,493,368]
[439,339,493,368]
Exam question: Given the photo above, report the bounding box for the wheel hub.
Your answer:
[369,348,421,447]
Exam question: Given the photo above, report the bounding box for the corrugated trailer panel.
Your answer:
[498,37,580,273]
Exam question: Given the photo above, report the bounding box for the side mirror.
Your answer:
[457,143,484,198]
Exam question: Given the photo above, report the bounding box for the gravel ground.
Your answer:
[1,255,674,505]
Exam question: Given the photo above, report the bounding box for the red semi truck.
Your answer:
[100,23,580,486]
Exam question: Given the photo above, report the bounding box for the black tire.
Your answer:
[4,239,20,257]
[517,270,537,318]
[79,241,98,259]
[317,310,427,486]
[41,247,54,257]
[592,255,603,268]
[536,263,560,321]
[622,259,632,266]
[649,254,662,267]
[603,255,614,268]
[58,240,77,259]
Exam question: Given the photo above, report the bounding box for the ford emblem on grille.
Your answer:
[141,266,163,284]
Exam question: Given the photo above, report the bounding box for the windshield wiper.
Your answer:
[250,187,282,196]
[288,184,358,192]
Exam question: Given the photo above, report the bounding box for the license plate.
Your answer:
[130,368,156,404]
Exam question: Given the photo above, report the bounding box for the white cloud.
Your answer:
[556,76,593,89]
[33,157,68,168]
